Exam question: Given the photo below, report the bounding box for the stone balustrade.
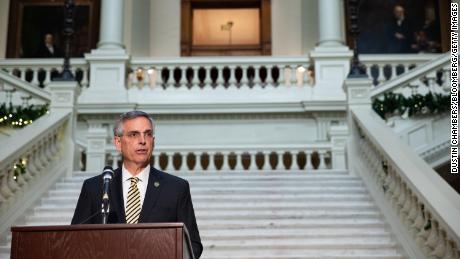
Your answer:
[351,108,460,259]
[0,111,70,214]
[106,145,334,172]
[369,54,450,107]
[0,58,89,88]
[360,54,440,86]
[128,56,313,90]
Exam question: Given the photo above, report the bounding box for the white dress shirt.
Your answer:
[122,164,150,212]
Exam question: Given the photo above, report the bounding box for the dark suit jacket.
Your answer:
[71,167,203,259]
[35,44,63,58]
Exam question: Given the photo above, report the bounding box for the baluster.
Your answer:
[396,183,407,211]
[20,158,33,182]
[203,66,213,89]
[296,66,304,87]
[166,152,175,171]
[390,64,397,81]
[290,65,297,86]
[38,141,49,169]
[291,151,299,170]
[20,68,26,81]
[284,66,292,86]
[153,152,161,170]
[197,153,205,171]
[234,151,244,171]
[214,66,224,88]
[208,152,216,171]
[425,220,440,250]
[430,229,447,258]
[265,65,274,87]
[366,65,372,82]
[416,213,431,254]
[7,166,20,193]
[377,64,385,84]
[156,67,164,88]
[239,65,249,88]
[249,151,258,171]
[305,151,313,170]
[407,198,419,224]
[168,66,177,88]
[146,67,155,89]
[253,65,262,87]
[44,136,54,162]
[318,151,327,169]
[32,144,44,173]
[178,66,187,88]
[411,203,425,233]
[14,161,28,187]
[141,67,150,89]
[0,170,14,199]
[441,66,450,92]
[221,151,230,171]
[190,66,200,88]
[262,151,271,171]
[31,68,39,85]
[81,68,89,87]
[44,68,52,86]
[391,178,402,207]
[180,152,188,171]
[226,66,236,88]
[426,71,438,94]
[26,150,38,177]
[275,66,283,87]
[275,151,284,170]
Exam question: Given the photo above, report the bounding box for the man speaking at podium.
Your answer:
[71,111,203,259]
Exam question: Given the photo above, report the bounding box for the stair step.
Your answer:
[197,218,387,229]
[2,169,405,259]
[202,248,404,259]
[203,237,398,250]
[47,190,372,201]
[199,227,393,239]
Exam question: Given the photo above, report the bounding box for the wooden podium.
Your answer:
[11,223,194,259]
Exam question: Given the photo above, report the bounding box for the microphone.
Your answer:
[101,166,114,224]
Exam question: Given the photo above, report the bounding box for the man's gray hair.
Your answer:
[113,110,155,137]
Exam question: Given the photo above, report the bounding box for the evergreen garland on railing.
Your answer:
[372,92,450,120]
[0,103,49,128]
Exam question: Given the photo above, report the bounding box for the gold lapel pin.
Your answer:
[154,182,160,188]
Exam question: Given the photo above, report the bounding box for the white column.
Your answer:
[82,0,128,103]
[310,0,352,98]
[318,0,343,47]
[98,0,125,50]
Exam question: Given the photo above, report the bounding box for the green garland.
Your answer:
[373,92,450,120]
[0,103,49,128]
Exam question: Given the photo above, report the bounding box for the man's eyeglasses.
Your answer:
[119,131,154,140]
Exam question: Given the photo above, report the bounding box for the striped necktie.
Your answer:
[126,177,141,224]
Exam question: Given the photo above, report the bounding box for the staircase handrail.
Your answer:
[0,70,51,102]
[0,110,72,236]
[351,106,460,258]
[370,53,450,98]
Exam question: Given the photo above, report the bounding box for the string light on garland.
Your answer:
[0,103,48,128]
[13,158,27,181]
[373,92,450,120]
